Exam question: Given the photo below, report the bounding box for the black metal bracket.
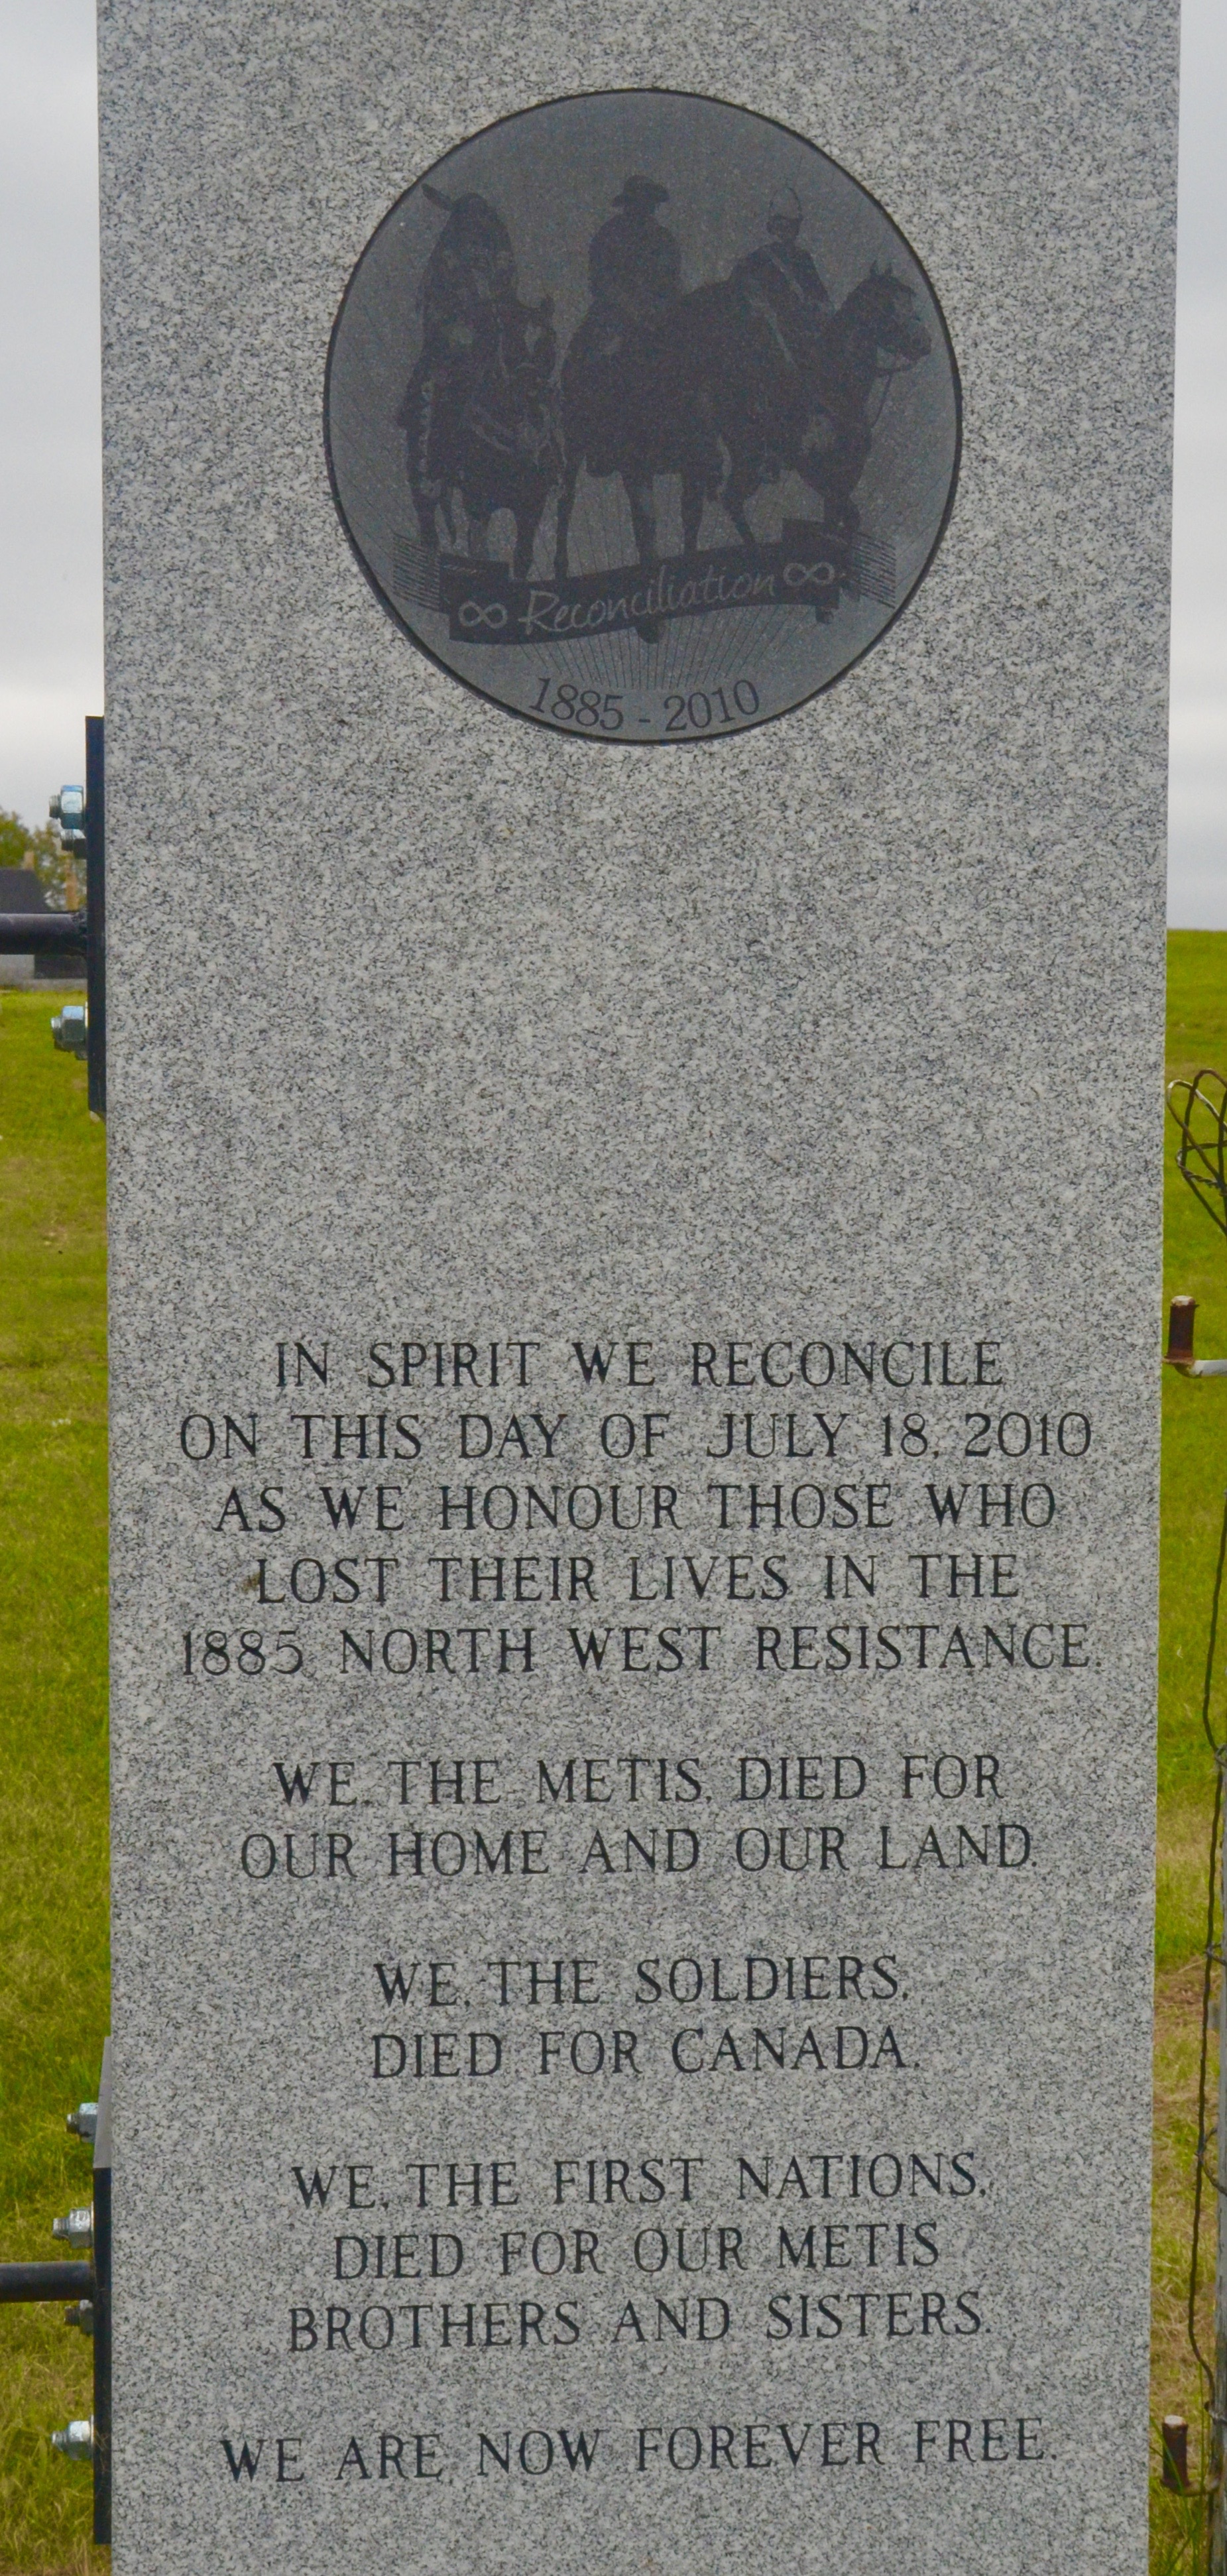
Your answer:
[0,2041,111,2544]
[84,716,106,1119]
[93,2041,111,2544]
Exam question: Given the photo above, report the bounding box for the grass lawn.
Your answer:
[1,949,1227,2570]
[1152,932,1227,2571]
[0,989,107,2575]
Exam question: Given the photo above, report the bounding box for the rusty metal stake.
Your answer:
[1163,2414,1189,2492]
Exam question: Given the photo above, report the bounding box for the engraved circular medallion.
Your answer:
[325,90,961,744]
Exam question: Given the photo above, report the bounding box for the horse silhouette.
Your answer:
[402,299,562,579]
[555,300,712,581]
[555,263,931,576]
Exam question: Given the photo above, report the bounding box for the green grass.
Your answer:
[0,989,107,2575]
[1160,935,1227,1964]
[1150,933,1227,2574]
[1,953,1226,2569]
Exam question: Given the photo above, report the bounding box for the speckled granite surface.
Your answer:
[97,3,1175,2568]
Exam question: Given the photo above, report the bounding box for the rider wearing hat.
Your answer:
[732,188,831,361]
[586,175,681,345]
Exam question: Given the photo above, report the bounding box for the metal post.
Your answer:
[84,715,105,1118]
[92,2041,111,2546]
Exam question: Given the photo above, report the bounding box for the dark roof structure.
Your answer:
[0,868,53,913]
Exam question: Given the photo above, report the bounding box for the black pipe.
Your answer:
[0,2262,92,2303]
[0,915,88,954]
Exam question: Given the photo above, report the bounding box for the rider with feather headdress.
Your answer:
[400,188,555,545]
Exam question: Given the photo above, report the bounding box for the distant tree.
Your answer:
[0,806,84,909]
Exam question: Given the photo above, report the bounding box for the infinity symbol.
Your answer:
[784,559,837,591]
[457,599,510,630]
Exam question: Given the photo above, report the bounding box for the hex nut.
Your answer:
[52,1007,88,1062]
[51,2207,93,2251]
[51,2420,93,2461]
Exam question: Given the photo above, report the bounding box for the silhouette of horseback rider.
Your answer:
[422,186,516,344]
[400,186,558,563]
[585,173,681,351]
[557,176,687,602]
[731,188,831,364]
[697,186,833,491]
[400,190,513,506]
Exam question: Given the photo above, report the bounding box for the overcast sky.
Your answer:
[1,1,1223,924]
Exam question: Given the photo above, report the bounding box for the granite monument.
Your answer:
[98,5,1176,2569]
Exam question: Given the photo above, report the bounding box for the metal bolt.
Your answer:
[51,2207,92,2252]
[48,786,86,852]
[51,2419,93,2461]
[65,2101,98,2142]
[64,2300,94,2334]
